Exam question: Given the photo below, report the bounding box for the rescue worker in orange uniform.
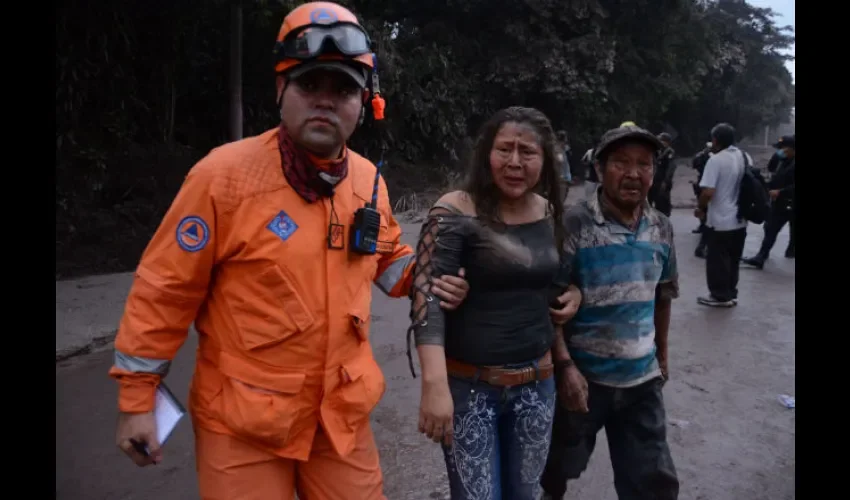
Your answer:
[109,3,472,499]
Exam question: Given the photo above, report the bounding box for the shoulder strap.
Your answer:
[740,150,751,169]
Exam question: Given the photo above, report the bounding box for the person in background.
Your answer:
[408,106,584,500]
[581,145,598,196]
[691,142,713,257]
[741,135,796,268]
[765,145,783,177]
[540,124,680,500]
[648,132,676,216]
[109,3,472,499]
[556,130,573,202]
[696,123,747,307]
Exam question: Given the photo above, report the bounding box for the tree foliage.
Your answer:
[55,0,794,277]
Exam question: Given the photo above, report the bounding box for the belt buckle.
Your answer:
[489,370,504,386]
[522,366,535,384]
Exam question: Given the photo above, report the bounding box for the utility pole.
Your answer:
[228,0,244,141]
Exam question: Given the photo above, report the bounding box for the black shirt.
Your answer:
[412,204,562,366]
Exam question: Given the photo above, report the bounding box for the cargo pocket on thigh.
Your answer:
[215,352,309,448]
[332,355,386,430]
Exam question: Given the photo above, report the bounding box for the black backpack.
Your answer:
[736,151,770,224]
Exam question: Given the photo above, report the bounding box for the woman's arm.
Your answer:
[407,207,465,374]
[407,201,467,445]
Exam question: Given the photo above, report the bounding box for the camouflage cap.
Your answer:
[594,125,665,161]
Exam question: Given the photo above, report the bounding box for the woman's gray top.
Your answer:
[406,201,566,375]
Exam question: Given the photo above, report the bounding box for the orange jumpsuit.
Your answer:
[108,128,415,500]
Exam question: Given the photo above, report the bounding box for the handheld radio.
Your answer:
[350,160,383,254]
[349,52,387,255]
[349,52,386,255]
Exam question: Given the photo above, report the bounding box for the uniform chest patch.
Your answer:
[267,210,299,242]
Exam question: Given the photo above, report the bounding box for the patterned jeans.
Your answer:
[441,365,556,500]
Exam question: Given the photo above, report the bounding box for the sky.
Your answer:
[746,0,795,83]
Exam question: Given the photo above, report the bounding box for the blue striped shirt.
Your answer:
[560,193,679,388]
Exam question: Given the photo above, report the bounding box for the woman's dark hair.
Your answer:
[710,123,737,150]
[461,106,566,253]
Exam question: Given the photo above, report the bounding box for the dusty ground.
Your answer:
[56,200,795,499]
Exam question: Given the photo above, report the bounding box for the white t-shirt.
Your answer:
[699,146,748,231]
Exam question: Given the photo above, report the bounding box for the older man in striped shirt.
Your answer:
[542,125,680,500]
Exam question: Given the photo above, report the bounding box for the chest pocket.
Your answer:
[225,264,315,351]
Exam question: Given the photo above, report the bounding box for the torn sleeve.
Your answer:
[405,210,467,376]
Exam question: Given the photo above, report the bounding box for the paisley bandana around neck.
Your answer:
[278,123,349,203]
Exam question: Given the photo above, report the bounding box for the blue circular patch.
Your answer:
[176,216,210,252]
[309,7,338,24]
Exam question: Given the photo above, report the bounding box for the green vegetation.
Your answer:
[56,0,794,278]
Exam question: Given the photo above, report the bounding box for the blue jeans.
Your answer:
[442,367,556,500]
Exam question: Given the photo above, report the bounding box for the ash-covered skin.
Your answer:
[408,203,562,369]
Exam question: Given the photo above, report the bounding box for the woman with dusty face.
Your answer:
[488,121,546,202]
[408,107,583,499]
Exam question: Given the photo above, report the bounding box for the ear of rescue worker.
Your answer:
[278,68,366,159]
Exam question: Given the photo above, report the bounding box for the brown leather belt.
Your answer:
[445,351,554,387]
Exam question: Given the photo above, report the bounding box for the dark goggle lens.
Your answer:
[280,24,370,59]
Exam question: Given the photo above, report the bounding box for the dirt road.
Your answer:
[56,209,795,500]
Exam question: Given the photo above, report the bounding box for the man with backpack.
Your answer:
[695,123,751,308]
[741,135,796,268]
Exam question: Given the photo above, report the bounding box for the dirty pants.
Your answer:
[754,206,795,260]
[705,227,747,302]
[195,423,384,500]
[540,377,679,500]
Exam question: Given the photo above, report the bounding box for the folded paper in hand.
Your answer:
[154,382,186,446]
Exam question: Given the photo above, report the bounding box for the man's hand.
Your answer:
[550,285,582,325]
[557,365,589,413]
[116,411,161,466]
[657,348,669,383]
[432,268,469,311]
[693,208,705,219]
[769,189,780,201]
